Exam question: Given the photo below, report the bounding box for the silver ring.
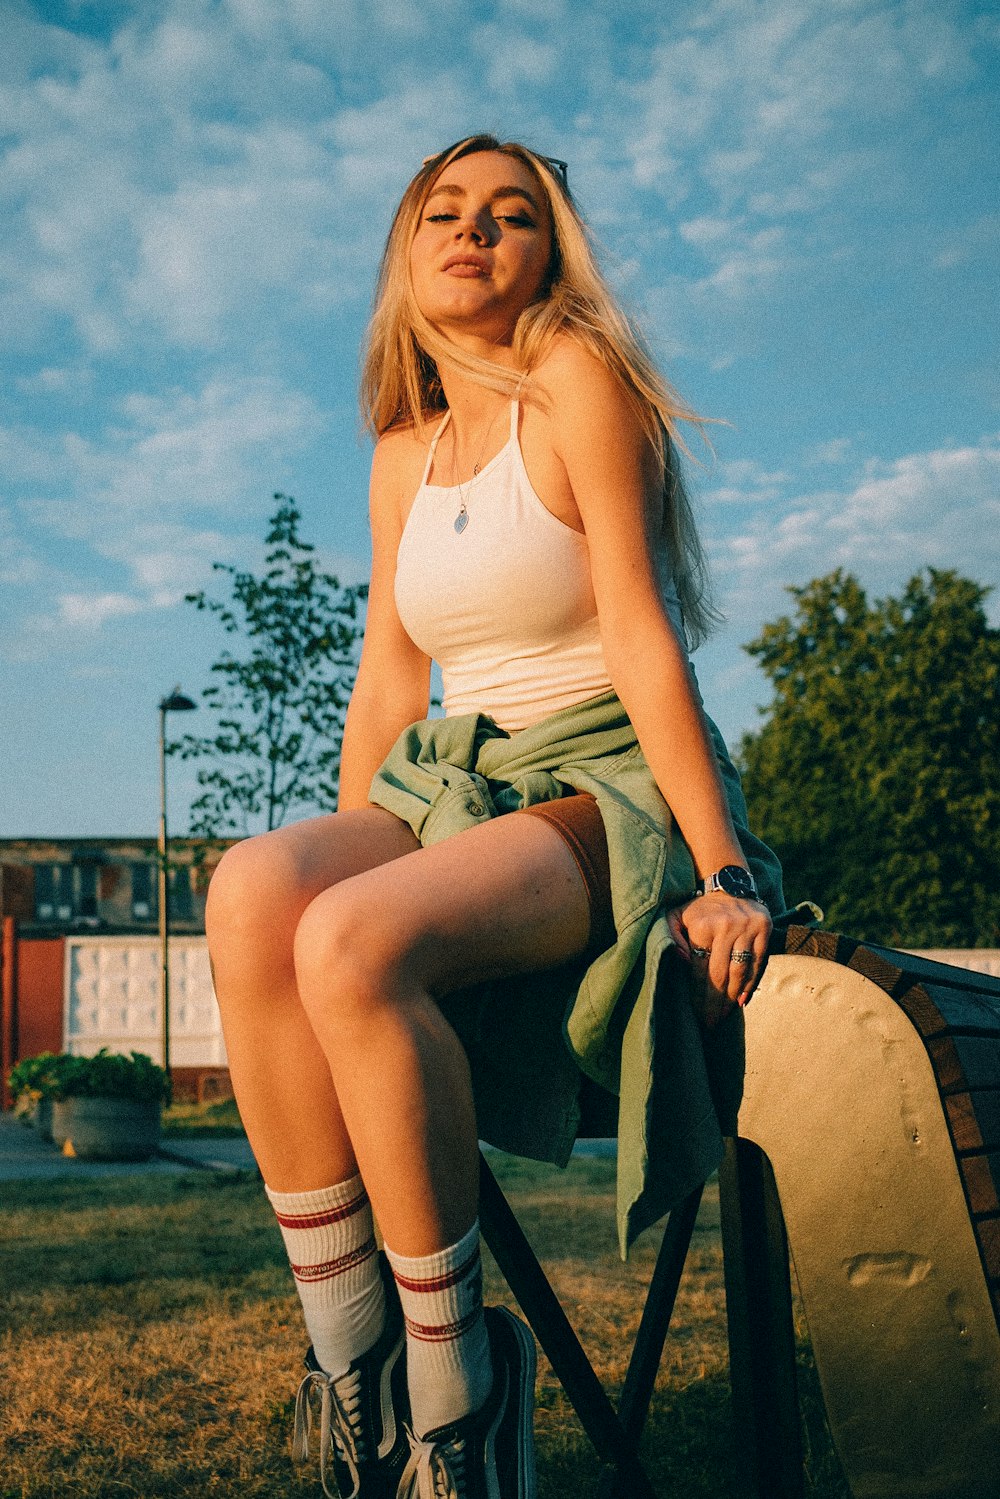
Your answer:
[690,945,711,959]
[731,949,753,965]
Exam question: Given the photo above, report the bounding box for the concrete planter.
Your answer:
[51,1097,71,1147]
[52,1096,162,1161]
[34,1095,55,1141]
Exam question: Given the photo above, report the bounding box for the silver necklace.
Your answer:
[452,407,503,534]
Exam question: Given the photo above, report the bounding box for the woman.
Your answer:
[206,135,782,1499]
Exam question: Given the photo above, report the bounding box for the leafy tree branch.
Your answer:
[738,568,999,947]
[172,494,367,837]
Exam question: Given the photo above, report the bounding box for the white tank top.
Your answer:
[394,401,686,733]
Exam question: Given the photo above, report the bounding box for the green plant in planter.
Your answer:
[50,1049,172,1106]
[7,1051,74,1103]
[6,1052,79,1137]
[38,1050,173,1162]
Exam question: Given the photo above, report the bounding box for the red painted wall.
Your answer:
[3,931,233,1110]
[17,937,65,1059]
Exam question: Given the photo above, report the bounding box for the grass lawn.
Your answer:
[161,1097,246,1137]
[0,1154,849,1498]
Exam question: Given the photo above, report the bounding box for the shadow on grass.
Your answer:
[1,1161,850,1498]
[528,1355,848,1499]
[1,1172,290,1336]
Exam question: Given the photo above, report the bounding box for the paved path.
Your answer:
[1,1110,614,1184]
[0,1109,258,1182]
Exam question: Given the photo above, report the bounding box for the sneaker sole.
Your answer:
[377,1325,406,1461]
[491,1307,537,1499]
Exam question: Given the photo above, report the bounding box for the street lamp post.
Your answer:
[158,687,197,1081]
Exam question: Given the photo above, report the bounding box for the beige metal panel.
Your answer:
[740,953,1000,1499]
[63,935,226,1067]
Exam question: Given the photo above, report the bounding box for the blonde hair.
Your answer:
[360,134,720,646]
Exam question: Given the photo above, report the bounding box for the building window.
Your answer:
[131,862,155,920]
[33,864,76,921]
[34,864,56,920]
[170,864,194,922]
[77,862,99,923]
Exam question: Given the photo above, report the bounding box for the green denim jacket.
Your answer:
[370,688,784,1255]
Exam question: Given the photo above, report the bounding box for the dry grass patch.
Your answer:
[0,1157,848,1498]
[161,1098,245,1137]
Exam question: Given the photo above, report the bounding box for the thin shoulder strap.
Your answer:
[420,410,451,486]
[509,398,519,441]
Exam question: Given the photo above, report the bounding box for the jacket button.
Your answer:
[468,800,485,815]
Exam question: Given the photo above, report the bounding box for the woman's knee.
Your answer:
[293,880,416,1035]
[206,810,416,951]
[206,831,293,942]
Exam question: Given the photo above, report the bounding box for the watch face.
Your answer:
[718,865,757,899]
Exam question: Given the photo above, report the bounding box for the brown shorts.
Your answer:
[518,792,616,956]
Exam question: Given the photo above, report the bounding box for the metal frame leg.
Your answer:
[479,1151,704,1499]
[719,1136,804,1499]
[596,1183,704,1499]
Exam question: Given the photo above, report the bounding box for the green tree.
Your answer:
[737,568,1000,947]
[174,494,367,836]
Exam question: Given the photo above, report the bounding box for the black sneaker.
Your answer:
[395,1306,536,1499]
[292,1255,410,1499]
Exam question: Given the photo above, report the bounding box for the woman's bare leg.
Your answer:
[210,802,594,1453]
[208,802,592,1239]
[204,807,420,1190]
[291,809,593,1256]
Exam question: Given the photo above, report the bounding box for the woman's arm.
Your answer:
[539,342,771,1020]
[338,433,433,812]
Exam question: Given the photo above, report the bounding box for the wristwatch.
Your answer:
[696,864,759,901]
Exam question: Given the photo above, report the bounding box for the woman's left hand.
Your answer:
[667,892,772,1028]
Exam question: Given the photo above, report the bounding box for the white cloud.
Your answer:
[804,437,852,467]
[2,2,997,725]
[711,436,1000,626]
[58,591,145,629]
[705,458,791,505]
[4,0,983,380]
[499,0,568,20]
[0,424,70,486]
[679,215,737,248]
[16,365,93,396]
[85,375,324,513]
[693,226,789,296]
[0,504,49,587]
[614,0,987,306]
[471,25,559,91]
[932,213,1000,271]
[11,374,324,641]
[0,2,481,354]
[106,521,249,609]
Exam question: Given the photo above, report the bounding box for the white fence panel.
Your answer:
[910,949,1000,979]
[64,936,226,1067]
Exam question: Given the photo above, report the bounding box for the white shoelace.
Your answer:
[396,1426,468,1499]
[292,1364,367,1499]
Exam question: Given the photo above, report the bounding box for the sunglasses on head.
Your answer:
[422,150,569,189]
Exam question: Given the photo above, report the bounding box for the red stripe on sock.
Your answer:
[291,1238,377,1283]
[391,1248,480,1295]
[274,1192,368,1231]
[403,1306,482,1342]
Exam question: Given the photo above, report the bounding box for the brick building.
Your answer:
[0,836,230,935]
[0,837,234,1105]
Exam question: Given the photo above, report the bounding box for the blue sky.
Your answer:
[2,0,998,837]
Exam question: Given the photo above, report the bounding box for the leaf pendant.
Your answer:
[454,509,469,534]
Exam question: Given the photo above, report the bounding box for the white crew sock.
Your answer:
[385,1221,493,1438]
[266,1173,386,1378]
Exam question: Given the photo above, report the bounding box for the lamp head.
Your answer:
[159,686,197,713]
